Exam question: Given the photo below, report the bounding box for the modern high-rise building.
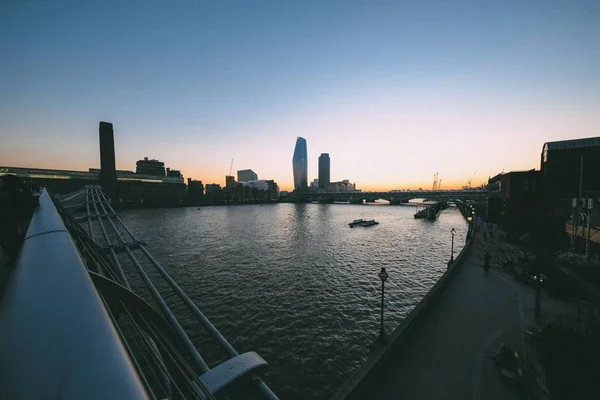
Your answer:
[318,153,330,189]
[237,169,258,182]
[292,137,308,191]
[99,121,118,201]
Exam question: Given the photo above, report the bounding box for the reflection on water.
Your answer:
[121,203,467,399]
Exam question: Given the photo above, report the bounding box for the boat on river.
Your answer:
[414,208,429,219]
[413,201,442,221]
[349,219,379,228]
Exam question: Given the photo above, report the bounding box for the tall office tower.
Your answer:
[99,121,118,202]
[318,153,330,190]
[292,137,308,191]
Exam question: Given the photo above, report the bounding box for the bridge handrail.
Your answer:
[92,187,279,399]
[0,189,148,400]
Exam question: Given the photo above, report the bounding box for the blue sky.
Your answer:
[2,0,599,189]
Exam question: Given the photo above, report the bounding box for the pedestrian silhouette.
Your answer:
[484,252,491,276]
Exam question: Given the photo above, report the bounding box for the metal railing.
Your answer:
[55,186,278,399]
[0,189,148,400]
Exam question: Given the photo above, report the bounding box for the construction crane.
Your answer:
[432,173,440,190]
[438,179,442,190]
[228,159,234,176]
[467,171,476,189]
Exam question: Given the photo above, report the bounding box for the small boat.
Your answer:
[360,220,379,227]
[349,219,364,227]
[414,208,428,219]
[349,219,379,227]
[414,206,437,220]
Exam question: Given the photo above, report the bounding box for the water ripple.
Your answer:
[122,204,467,399]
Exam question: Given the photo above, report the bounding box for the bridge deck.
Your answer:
[55,187,277,399]
[290,190,489,203]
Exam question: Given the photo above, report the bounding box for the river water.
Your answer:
[121,203,468,399]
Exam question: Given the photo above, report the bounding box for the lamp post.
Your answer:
[467,216,473,241]
[450,228,456,262]
[571,198,577,249]
[586,198,594,258]
[576,212,587,253]
[378,267,389,343]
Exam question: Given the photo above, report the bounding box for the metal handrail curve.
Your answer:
[0,189,148,400]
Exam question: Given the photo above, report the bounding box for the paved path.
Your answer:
[366,233,569,400]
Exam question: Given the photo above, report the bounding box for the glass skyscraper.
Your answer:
[292,137,308,191]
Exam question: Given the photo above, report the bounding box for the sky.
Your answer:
[1,0,599,191]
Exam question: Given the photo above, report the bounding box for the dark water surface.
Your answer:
[121,203,467,399]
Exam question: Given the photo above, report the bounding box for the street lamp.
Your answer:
[586,198,594,258]
[378,267,389,343]
[571,198,578,249]
[451,228,456,262]
[467,216,473,241]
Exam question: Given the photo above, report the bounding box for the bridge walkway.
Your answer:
[364,232,568,400]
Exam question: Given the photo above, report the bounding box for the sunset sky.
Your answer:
[2,1,599,191]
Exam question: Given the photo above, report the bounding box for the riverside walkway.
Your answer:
[338,228,569,400]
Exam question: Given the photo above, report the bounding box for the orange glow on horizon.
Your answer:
[0,156,524,193]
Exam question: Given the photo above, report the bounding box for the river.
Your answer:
[120,203,468,399]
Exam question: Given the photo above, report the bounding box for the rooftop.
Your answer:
[544,136,600,151]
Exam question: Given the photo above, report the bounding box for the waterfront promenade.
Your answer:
[339,228,570,400]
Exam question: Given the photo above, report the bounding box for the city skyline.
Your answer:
[2,1,600,191]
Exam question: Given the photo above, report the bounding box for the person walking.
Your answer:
[484,252,491,276]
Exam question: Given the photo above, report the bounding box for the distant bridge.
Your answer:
[289,190,489,204]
